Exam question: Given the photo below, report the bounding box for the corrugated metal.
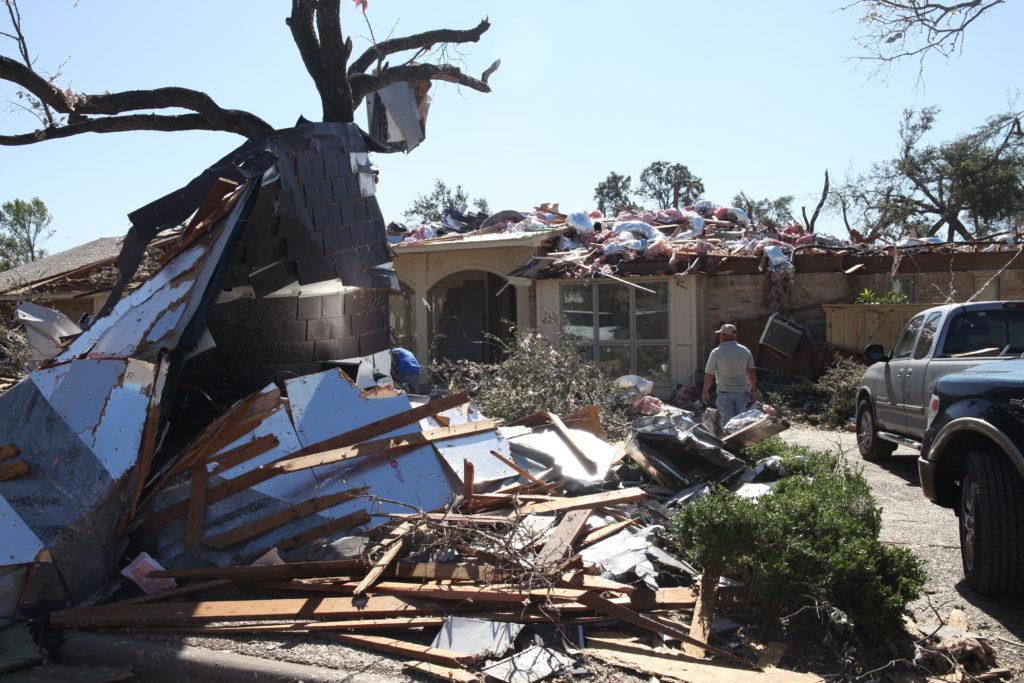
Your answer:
[824,304,934,353]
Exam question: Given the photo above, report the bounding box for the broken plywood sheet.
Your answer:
[510,427,616,486]
[722,418,790,452]
[479,645,575,683]
[430,616,523,657]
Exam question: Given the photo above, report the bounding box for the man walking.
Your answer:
[701,323,757,429]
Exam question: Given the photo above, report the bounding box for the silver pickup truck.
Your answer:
[856,301,1024,460]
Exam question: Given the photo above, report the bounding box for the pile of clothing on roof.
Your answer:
[387,204,490,243]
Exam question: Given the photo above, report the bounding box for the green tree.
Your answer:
[0,196,53,266]
[833,108,1024,242]
[637,161,704,209]
[732,191,797,230]
[403,179,489,223]
[593,171,635,216]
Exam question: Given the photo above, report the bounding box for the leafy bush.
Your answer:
[429,318,632,438]
[855,288,909,305]
[668,442,926,642]
[762,357,864,428]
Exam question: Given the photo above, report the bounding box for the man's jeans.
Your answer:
[717,391,748,430]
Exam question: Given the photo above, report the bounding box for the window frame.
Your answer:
[912,311,942,360]
[559,279,671,383]
[890,313,925,360]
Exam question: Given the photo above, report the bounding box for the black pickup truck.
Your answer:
[919,359,1024,594]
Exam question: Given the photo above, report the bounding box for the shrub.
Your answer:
[429,317,632,438]
[816,357,864,426]
[668,442,927,642]
[855,288,909,305]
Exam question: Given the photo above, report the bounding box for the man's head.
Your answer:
[715,323,738,341]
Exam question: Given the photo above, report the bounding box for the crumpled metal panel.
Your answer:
[0,496,44,566]
[15,302,82,368]
[510,428,617,486]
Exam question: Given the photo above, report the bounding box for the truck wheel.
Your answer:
[856,401,895,462]
[961,451,1024,595]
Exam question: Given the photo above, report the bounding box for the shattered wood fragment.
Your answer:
[578,592,758,670]
[404,661,477,683]
[209,434,280,474]
[578,518,635,548]
[352,521,413,596]
[184,462,208,551]
[274,509,371,551]
[0,458,29,481]
[320,633,475,667]
[462,459,474,503]
[488,449,539,483]
[0,443,18,461]
[51,595,438,628]
[546,411,597,474]
[201,487,368,549]
[534,509,591,570]
[518,487,646,515]
[149,559,368,582]
[683,572,719,659]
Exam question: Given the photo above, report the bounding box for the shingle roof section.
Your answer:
[0,236,123,293]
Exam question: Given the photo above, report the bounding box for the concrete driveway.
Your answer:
[781,426,1024,674]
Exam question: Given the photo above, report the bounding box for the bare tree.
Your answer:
[845,0,1005,77]
[801,170,830,233]
[0,0,497,145]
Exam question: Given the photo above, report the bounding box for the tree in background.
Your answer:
[0,196,53,267]
[637,161,704,209]
[404,179,489,223]
[732,192,797,231]
[845,0,1006,77]
[593,172,636,216]
[831,107,1024,242]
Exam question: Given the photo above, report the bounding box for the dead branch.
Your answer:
[801,169,830,233]
[347,19,490,76]
[350,62,492,107]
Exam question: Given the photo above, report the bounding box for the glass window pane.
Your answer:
[597,284,631,341]
[560,284,594,341]
[941,309,1024,357]
[913,312,942,360]
[635,345,671,384]
[597,344,630,377]
[635,282,669,340]
[890,315,924,359]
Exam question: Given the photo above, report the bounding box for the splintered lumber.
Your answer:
[391,562,514,583]
[629,587,697,610]
[275,509,371,551]
[462,459,474,503]
[578,518,634,549]
[488,449,539,483]
[352,522,414,596]
[184,462,208,551]
[518,487,645,515]
[110,580,233,606]
[683,573,719,659]
[128,617,447,635]
[0,443,19,461]
[546,411,597,474]
[149,559,368,582]
[320,633,475,667]
[534,509,591,569]
[578,592,758,670]
[202,487,367,549]
[210,434,280,474]
[404,661,477,683]
[50,595,438,628]
[0,459,28,481]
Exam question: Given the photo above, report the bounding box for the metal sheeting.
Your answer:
[14,302,82,368]
[431,616,522,657]
[0,496,44,566]
[509,428,617,486]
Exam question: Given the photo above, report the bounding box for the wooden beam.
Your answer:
[518,488,645,515]
[51,595,437,629]
[320,633,474,667]
[184,463,209,551]
[274,510,371,551]
[534,509,591,570]
[352,522,413,596]
[578,518,634,549]
[128,353,167,523]
[201,487,367,549]
[209,434,280,474]
[404,661,476,683]
[124,617,447,635]
[462,459,474,504]
[546,412,597,474]
[109,580,232,606]
[149,559,368,582]
[488,449,539,483]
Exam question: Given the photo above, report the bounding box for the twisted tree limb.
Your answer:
[348,19,490,76]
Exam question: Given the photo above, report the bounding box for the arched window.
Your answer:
[389,282,416,351]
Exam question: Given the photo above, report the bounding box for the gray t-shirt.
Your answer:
[705,341,754,393]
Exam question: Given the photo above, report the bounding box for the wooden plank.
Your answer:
[352,522,413,596]
[391,561,513,583]
[488,449,539,483]
[369,580,590,605]
[722,418,789,451]
[462,459,474,503]
[578,518,634,549]
[201,487,367,549]
[562,405,608,440]
[209,434,280,474]
[404,661,477,683]
[184,462,208,551]
[109,580,232,606]
[127,617,447,635]
[320,633,474,667]
[275,509,371,551]
[578,592,758,670]
[629,587,698,610]
[149,559,368,582]
[386,513,513,525]
[50,595,438,628]
[128,353,167,521]
[546,412,597,474]
[518,488,645,516]
[683,574,716,659]
[0,459,28,481]
[534,509,590,570]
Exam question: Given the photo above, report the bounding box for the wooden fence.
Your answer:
[823,304,934,353]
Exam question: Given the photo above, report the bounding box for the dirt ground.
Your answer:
[781,426,1024,677]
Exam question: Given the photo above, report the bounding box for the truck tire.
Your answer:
[960,451,1024,595]
[856,400,895,462]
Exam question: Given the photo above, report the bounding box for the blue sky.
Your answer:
[1,1,1022,251]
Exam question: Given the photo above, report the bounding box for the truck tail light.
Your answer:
[926,394,940,428]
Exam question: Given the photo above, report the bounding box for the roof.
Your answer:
[391,228,566,254]
[0,237,123,294]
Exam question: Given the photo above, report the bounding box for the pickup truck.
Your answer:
[857,300,1024,593]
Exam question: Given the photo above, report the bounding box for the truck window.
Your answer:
[891,314,925,360]
[913,312,942,359]
[940,309,1024,357]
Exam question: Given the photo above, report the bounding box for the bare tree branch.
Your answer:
[347,18,490,76]
[801,169,830,233]
[350,62,491,107]
[0,113,233,146]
